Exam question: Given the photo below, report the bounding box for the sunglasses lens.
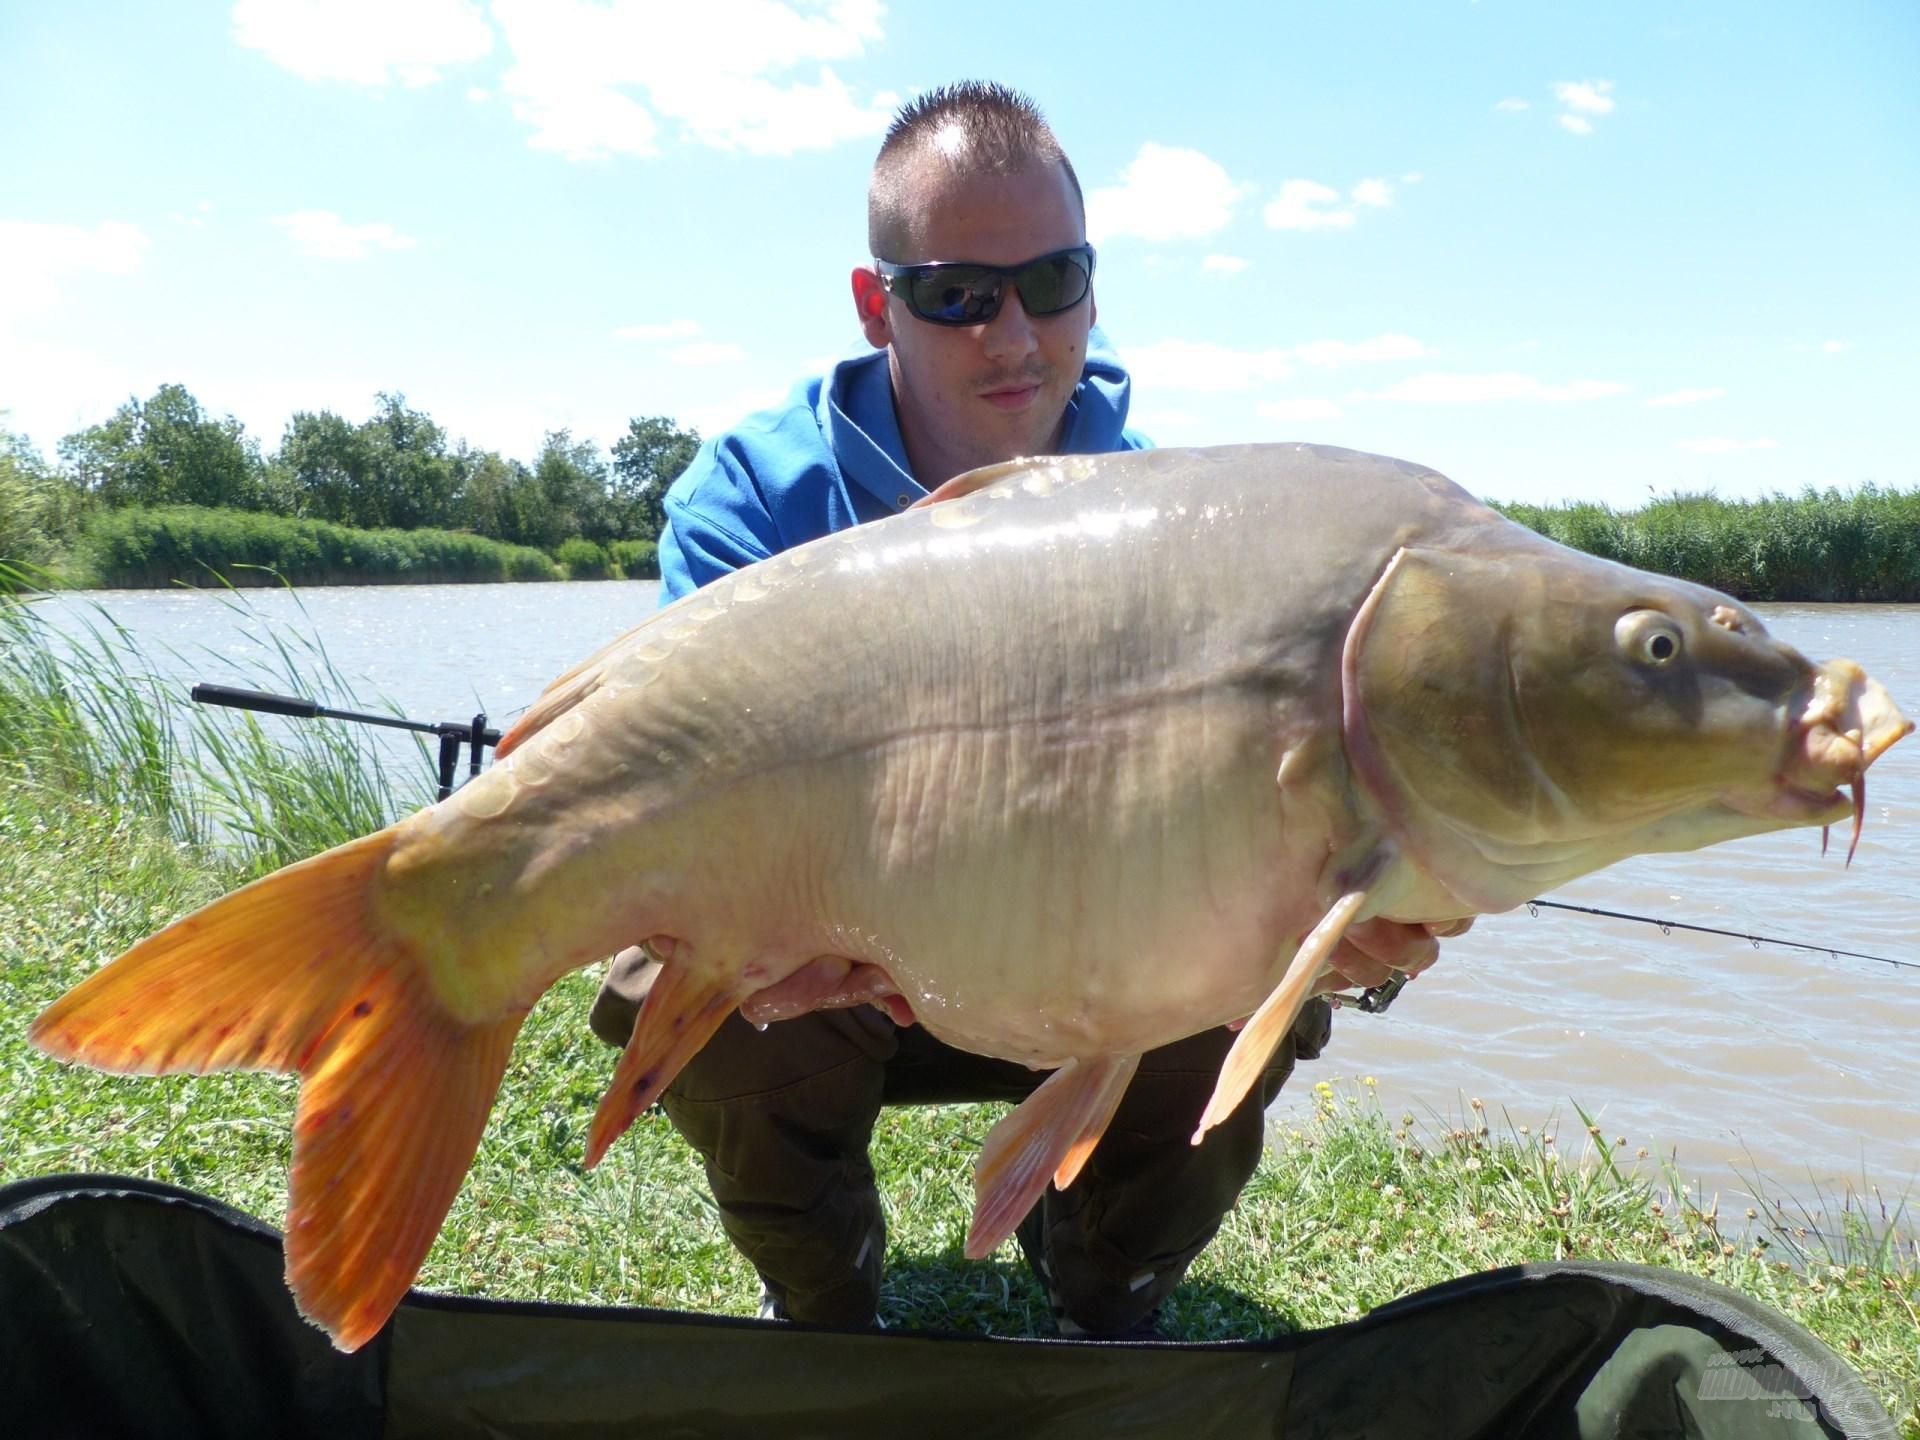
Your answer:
[906,266,999,324]
[888,248,1093,325]
[1013,250,1091,316]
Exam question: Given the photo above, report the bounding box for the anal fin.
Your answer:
[585,964,741,1167]
[964,1053,1141,1261]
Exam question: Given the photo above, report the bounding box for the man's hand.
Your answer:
[1313,916,1471,995]
[738,955,916,1028]
[1218,916,1471,1028]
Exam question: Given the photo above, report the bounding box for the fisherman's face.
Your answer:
[858,162,1094,489]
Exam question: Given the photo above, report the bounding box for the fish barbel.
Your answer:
[31,443,1912,1350]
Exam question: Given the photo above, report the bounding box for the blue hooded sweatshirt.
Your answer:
[656,327,1151,602]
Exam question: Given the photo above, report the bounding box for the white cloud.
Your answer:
[1124,340,1297,392]
[0,220,150,320]
[268,209,417,259]
[1256,397,1345,422]
[1495,97,1530,113]
[232,0,494,87]
[1088,143,1250,243]
[1200,254,1249,276]
[1128,408,1203,433]
[1290,334,1427,367]
[467,86,491,102]
[1350,178,1392,208]
[614,319,703,340]
[1264,179,1354,231]
[1365,372,1629,404]
[1125,334,1426,392]
[1401,171,1423,184]
[667,341,745,366]
[0,333,146,449]
[491,0,894,160]
[1553,79,1615,137]
[1677,437,1779,454]
[1555,80,1617,116]
[683,385,786,437]
[1821,339,1852,353]
[1646,387,1726,407]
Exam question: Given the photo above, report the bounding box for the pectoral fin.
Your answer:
[1190,885,1374,1145]
[964,1053,1141,1261]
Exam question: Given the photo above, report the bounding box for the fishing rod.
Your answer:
[1339,896,1918,1016]
[188,684,1917,1003]
[1520,899,1920,975]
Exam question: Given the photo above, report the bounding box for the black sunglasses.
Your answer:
[874,245,1096,327]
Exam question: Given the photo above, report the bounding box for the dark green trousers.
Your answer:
[590,952,1330,1334]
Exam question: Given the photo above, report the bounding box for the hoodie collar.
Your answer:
[819,325,1136,512]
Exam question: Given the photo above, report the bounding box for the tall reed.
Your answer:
[1493,485,1920,602]
[82,506,560,589]
[0,564,432,878]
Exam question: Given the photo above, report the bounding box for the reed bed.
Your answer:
[1493,485,1920,602]
[80,505,562,589]
[0,564,432,872]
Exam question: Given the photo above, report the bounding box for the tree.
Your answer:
[274,410,367,524]
[0,424,79,564]
[610,416,700,540]
[449,445,525,541]
[271,394,457,531]
[358,392,456,531]
[59,384,263,510]
[523,430,610,550]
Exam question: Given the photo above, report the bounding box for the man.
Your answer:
[590,80,1445,1339]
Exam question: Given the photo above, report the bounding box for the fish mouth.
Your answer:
[1721,658,1914,862]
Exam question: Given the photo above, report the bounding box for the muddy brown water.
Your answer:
[41,585,1920,1219]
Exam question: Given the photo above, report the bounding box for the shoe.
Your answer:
[1056,1309,1166,1342]
[756,1279,789,1322]
[1014,1207,1164,1341]
[755,1277,884,1329]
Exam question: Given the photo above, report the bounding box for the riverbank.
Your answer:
[14,481,1920,598]
[0,586,1913,1429]
[26,505,659,588]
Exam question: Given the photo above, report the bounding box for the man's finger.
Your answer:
[1340,917,1440,975]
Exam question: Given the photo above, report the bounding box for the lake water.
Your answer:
[35,582,1920,1220]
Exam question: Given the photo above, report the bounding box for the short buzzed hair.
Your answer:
[867,80,1085,260]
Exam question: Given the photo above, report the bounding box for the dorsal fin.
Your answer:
[494,656,605,757]
[495,618,645,757]
[907,455,1043,509]
[496,586,716,756]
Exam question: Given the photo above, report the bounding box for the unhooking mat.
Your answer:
[0,1173,1898,1439]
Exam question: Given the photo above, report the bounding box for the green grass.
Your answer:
[1,578,1913,1433]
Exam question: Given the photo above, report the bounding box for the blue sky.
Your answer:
[3,0,1915,507]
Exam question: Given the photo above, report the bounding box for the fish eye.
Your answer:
[1615,610,1684,667]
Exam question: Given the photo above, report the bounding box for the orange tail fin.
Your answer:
[30,827,529,1353]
